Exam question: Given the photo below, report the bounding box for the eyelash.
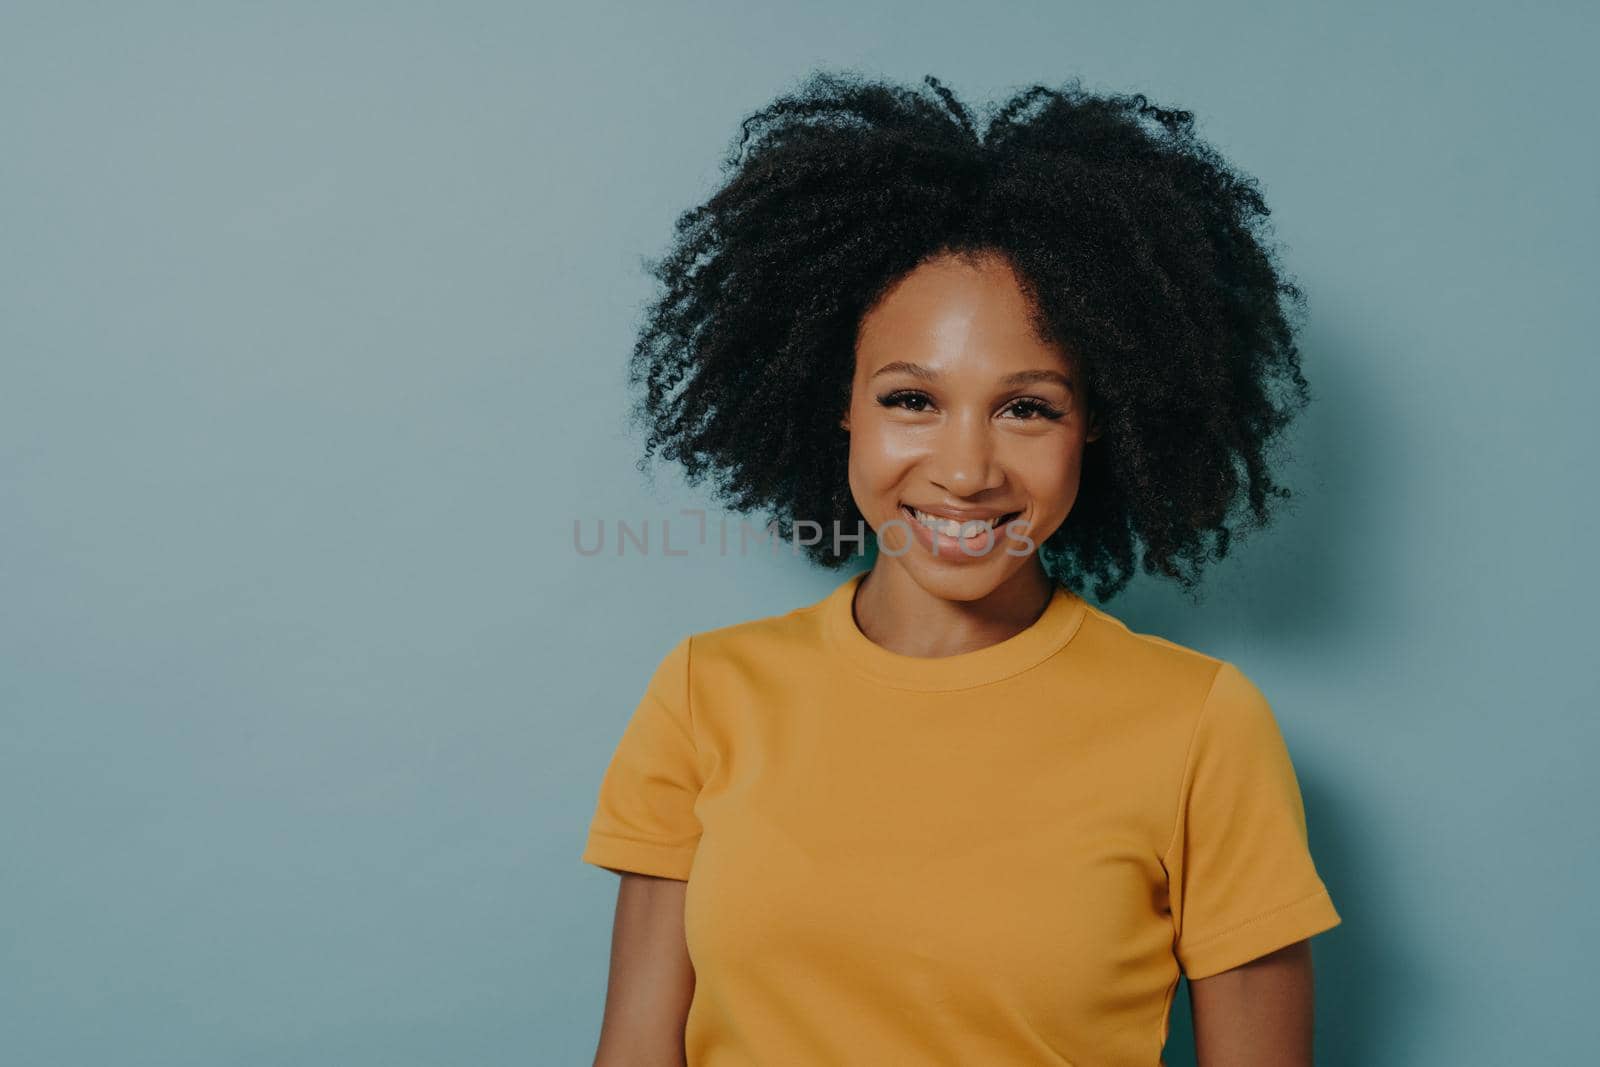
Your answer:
[875,389,1066,421]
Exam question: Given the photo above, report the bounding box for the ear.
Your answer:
[1084,409,1102,443]
[839,410,850,432]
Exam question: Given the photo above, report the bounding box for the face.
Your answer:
[839,250,1100,603]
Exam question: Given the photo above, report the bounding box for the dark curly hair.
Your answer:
[626,69,1311,603]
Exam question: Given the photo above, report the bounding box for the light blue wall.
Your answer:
[3,2,1594,1063]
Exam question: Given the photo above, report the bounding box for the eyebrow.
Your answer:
[869,360,1073,390]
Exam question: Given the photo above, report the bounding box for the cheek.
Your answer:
[847,419,916,490]
[1013,438,1086,509]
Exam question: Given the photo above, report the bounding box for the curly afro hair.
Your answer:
[627,69,1311,603]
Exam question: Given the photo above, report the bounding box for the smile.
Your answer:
[902,505,1023,540]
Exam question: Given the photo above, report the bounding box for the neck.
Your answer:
[852,560,1055,659]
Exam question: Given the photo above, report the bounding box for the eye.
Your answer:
[1003,397,1066,421]
[876,389,933,412]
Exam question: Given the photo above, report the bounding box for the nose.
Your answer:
[928,409,1003,497]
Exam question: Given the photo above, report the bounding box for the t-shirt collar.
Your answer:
[819,570,1088,692]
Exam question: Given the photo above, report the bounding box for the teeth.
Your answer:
[909,507,1009,538]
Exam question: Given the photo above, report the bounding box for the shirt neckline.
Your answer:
[819,570,1089,692]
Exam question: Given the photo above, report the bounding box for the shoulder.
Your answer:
[1068,604,1294,785]
[1070,599,1229,697]
[1072,604,1291,760]
[672,592,830,670]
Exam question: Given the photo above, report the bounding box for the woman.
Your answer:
[582,70,1340,1066]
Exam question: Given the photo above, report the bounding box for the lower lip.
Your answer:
[900,505,1021,560]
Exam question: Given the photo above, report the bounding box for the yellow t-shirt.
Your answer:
[582,571,1341,1066]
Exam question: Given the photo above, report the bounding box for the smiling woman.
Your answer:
[627,70,1310,607]
[584,69,1338,1067]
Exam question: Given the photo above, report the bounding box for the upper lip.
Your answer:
[904,503,1021,522]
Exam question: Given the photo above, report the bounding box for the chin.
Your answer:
[892,554,1027,604]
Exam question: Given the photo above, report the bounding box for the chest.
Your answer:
[681,688,1181,1018]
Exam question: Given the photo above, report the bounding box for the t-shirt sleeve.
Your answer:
[1163,660,1341,979]
[580,634,703,881]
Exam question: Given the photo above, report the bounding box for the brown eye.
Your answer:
[877,390,932,412]
[1005,398,1065,420]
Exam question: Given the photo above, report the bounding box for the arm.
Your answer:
[592,871,695,1067]
[1188,938,1317,1066]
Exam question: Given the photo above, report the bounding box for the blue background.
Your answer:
[3,2,1595,1063]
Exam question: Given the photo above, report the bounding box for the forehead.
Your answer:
[854,252,1073,374]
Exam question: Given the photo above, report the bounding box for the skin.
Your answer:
[593,249,1319,1065]
[592,871,692,1067]
[1189,939,1318,1065]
